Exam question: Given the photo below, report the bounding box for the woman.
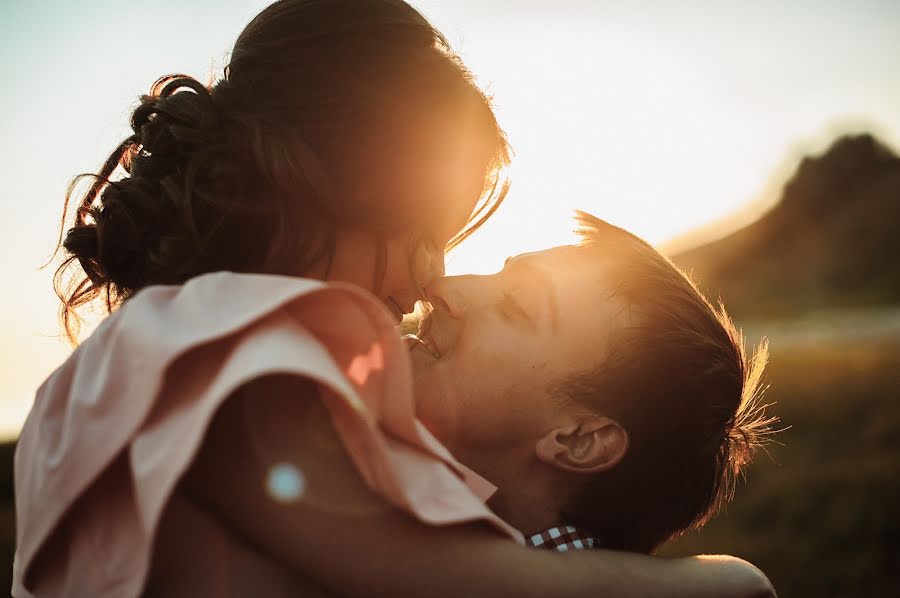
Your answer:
[13,1,773,596]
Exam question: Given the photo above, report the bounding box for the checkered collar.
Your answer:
[524,525,601,551]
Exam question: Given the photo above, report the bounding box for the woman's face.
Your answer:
[326,113,491,320]
[324,229,444,322]
[328,181,484,322]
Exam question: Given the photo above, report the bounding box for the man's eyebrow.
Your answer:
[505,257,559,333]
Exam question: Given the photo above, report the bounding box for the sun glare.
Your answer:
[443,29,786,276]
[424,3,900,276]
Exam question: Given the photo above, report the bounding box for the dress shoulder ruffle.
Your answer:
[12,272,521,597]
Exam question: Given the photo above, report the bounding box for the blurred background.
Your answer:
[1,0,898,595]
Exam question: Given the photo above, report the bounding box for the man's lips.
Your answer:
[403,334,441,359]
[419,311,444,355]
[403,310,442,358]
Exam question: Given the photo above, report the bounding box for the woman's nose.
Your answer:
[412,241,446,287]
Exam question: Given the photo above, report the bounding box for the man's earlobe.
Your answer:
[535,418,628,475]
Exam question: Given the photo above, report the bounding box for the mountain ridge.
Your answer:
[672,134,900,318]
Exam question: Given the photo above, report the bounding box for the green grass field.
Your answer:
[661,338,900,597]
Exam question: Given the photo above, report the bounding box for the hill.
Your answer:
[673,134,900,317]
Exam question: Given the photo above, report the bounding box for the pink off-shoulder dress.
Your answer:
[12,272,521,597]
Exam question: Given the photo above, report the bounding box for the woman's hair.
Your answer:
[55,0,510,343]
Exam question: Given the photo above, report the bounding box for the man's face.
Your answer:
[409,245,624,470]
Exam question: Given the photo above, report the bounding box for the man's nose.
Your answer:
[425,275,481,319]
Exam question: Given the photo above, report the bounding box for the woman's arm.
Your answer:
[182,375,774,598]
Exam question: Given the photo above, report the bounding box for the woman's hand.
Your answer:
[662,554,776,598]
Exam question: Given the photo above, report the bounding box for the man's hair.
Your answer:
[558,211,776,554]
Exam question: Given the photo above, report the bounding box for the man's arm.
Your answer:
[182,375,775,597]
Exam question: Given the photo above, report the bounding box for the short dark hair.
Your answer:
[54,0,510,343]
[558,212,775,554]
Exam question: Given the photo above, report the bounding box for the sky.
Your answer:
[1,0,899,438]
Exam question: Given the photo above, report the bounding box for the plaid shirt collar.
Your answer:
[524,525,601,552]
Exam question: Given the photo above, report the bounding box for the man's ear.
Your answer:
[534,418,628,475]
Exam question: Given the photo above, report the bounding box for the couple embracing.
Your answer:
[13,1,775,596]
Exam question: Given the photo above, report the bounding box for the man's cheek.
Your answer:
[429,362,469,421]
[414,376,455,442]
[474,350,518,378]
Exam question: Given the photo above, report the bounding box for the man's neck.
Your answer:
[487,490,559,536]
[482,463,568,536]
[454,442,571,535]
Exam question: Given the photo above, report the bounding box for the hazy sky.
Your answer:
[1,0,899,437]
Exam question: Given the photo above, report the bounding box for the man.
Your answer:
[168,211,774,597]
[409,211,774,553]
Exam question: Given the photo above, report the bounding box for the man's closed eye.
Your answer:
[499,289,536,329]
